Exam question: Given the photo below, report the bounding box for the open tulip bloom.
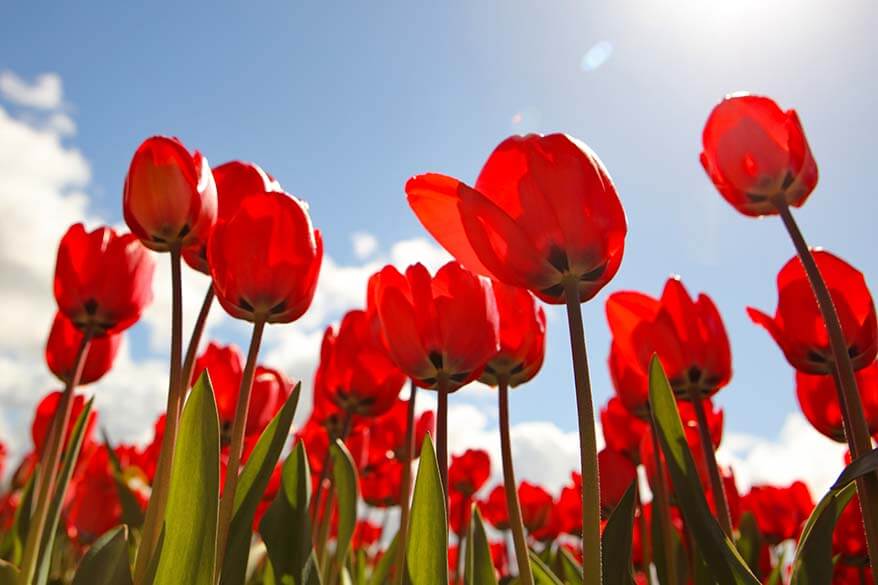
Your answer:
[7,90,878,585]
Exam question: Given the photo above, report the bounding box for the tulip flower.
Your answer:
[123,136,217,253]
[700,93,818,218]
[741,481,813,545]
[598,448,637,516]
[191,342,291,442]
[517,482,554,535]
[797,362,878,442]
[479,486,510,531]
[315,310,406,421]
[407,133,625,584]
[834,494,869,564]
[30,391,96,462]
[360,459,403,508]
[45,312,121,386]
[54,224,155,336]
[369,261,499,509]
[704,92,878,569]
[749,251,877,375]
[600,397,648,463]
[557,472,583,536]
[607,277,734,534]
[352,520,383,552]
[449,449,491,498]
[0,442,6,485]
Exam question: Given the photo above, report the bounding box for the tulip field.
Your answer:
[0,91,876,585]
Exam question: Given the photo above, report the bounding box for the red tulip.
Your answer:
[834,494,869,563]
[600,397,648,463]
[208,191,322,323]
[449,491,473,537]
[31,391,96,459]
[0,492,17,532]
[833,563,873,585]
[315,310,406,419]
[481,281,546,387]
[191,342,291,440]
[45,312,121,386]
[488,542,509,579]
[700,94,818,217]
[406,133,627,304]
[478,485,509,531]
[352,520,383,551]
[797,362,878,442]
[253,465,282,530]
[557,472,583,536]
[65,446,148,546]
[369,262,499,391]
[448,449,491,497]
[598,448,637,515]
[360,458,403,508]
[518,481,554,536]
[741,481,813,545]
[123,136,217,253]
[368,399,435,460]
[748,251,878,374]
[54,224,155,335]
[183,160,281,273]
[606,277,732,413]
[0,442,6,484]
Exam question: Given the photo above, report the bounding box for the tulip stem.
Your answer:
[498,377,535,585]
[635,483,651,578]
[774,198,878,582]
[133,247,185,585]
[437,375,449,508]
[19,328,92,585]
[687,388,733,538]
[648,408,678,585]
[215,317,266,579]
[179,283,215,412]
[562,278,601,585]
[394,381,418,585]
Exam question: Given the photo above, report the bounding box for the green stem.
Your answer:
[498,377,535,585]
[215,318,266,579]
[18,328,92,585]
[133,248,185,584]
[179,283,215,410]
[774,198,878,584]
[636,483,651,577]
[687,388,733,538]
[562,278,601,585]
[437,375,449,511]
[394,382,418,585]
[648,408,678,585]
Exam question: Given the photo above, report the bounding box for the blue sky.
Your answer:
[1,1,876,490]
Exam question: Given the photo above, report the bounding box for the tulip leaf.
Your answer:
[367,532,398,585]
[558,546,583,585]
[831,447,878,491]
[36,396,95,585]
[152,373,220,585]
[0,559,19,585]
[464,507,496,585]
[71,525,133,585]
[0,473,34,564]
[406,434,448,585]
[528,550,564,585]
[331,439,359,573]
[102,430,146,529]
[260,441,315,584]
[601,481,636,585]
[221,383,301,585]
[735,513,762,578]
[648,357,759,585]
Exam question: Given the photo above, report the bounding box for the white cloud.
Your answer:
[351,231,378,260]
[0,71,64,110]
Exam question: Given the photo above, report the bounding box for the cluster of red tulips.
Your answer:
[0,92,876,585]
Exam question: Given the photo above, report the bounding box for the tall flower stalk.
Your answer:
[394,382,418,585]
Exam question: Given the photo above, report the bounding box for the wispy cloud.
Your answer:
[0,71,64,110]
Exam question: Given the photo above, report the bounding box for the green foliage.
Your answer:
[152,373,220,585]
[331,440,359,576]
[464,507,497,585]
[601,482,637,585]
[0,471,34,565]
[528,550,563,585]
[366,532,397,585]
[103,431,146,529]
[71,526,133,585]
[406,434,448,585]
[648,357,759,585]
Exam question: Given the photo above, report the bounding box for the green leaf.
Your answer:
[831,448,878,491]
[331,440,359,572]
[221,384,301,585]
[260,441,314,584]
[790,484,856,585]
[0,559,19,585]
[601,482,636,585]
[558,547,583,585]
[735,513,762,579]
[529,550,563,585]
[648,357,759,585]
[650,497,686,585]
[71,525,133,585]
[36,396,95,585]
[103,430,146,529]
[406,434,448,585]
[152,373,220,585]
[367,532,398,585]
[464,508,497,585]
[0,473,34,564]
